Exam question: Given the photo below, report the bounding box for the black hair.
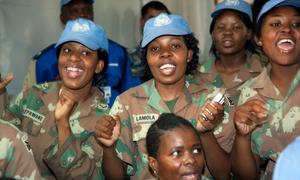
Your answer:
[141,1,171,17]
[209,10,255,58]
[140,33,199,81]
[146,113,200,158]
[255,6,300,38]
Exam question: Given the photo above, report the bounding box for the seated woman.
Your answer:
[0,18,110,179]
[146,113,205,180]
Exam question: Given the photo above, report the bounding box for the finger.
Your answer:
[0,73,14,89]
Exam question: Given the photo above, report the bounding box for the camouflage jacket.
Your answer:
[237,67,300,179]
[0,119,41,180]
[0,82,110,180]
[109,78,235,180]
[197,53,263,105]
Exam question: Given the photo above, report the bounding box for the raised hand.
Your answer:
[54,88,77,127]
[234,98,268,135]
[95,115,121,147]
[0,73,14,93]
[196,100,225,132]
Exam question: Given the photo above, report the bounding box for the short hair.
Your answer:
[141,1,171,17]
[140,33,199,81]
[146,113,200,158]
[209,10,255,57]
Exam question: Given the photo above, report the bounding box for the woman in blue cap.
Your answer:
[231,0,300,179]
[198,0,264,107]
[0,18,110,179]
[96,13,234,180]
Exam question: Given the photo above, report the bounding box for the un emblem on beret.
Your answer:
[154,14,172,27]
[72,22,90,32]
[225,0,240,6]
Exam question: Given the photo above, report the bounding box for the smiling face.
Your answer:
[58,42,104,90]
[212,11,251,56]
[257,6,300,67]
[146,35,193,86]
[150,127,204,180]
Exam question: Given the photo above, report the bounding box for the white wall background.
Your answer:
[0,0,214,96]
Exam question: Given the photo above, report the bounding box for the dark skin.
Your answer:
[231,6,300,179]
[96,35,229,179]
[212,11,252,87]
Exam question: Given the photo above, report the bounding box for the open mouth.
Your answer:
[181,173,200,180]
[277,38,295,54]
[159,63,176,76]
[65,66,84,79]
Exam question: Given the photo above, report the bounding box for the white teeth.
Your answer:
[66,67,83,72]
[160,64,175,69]
[278,39,295,45]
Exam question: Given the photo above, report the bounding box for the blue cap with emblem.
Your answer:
[141,13,191,48]
[60,0,94,8]
[55,18,109,52]
[256,0,300,23]
[211,0,253,22]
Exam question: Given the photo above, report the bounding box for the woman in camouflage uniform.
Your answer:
[96,13,235,180]
[0,18,110,179]
[231,0,300,179]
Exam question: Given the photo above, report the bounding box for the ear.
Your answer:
[254,36,263,47]
[60,13,67,25]
[148,156,159,176]
[95,60,105,74]
[187,49,193,62]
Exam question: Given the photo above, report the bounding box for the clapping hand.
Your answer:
[234,98,268,135]
[95,115,121,147]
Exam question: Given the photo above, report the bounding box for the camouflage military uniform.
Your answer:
[0,82,109,179]
[197,53,263,105]
[237,67,300,179]
[0,119,41,180]
[109,78,235,180]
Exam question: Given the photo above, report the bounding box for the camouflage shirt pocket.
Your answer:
[132,114,159,141]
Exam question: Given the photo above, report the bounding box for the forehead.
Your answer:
[215,10,244,23]
[158,127,200,149]
[264,6,300,19]
[149,35,185,45]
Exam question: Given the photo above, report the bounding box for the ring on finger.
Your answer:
[205,108,213,117]
[200,113,208,121]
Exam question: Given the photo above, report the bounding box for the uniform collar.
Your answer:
[132,78,208,113]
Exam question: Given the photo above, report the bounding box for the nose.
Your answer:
[69,51,80,62]
[223,27,233,35]
[183,152,196,166]
[281,24,292,33]
[159,47,172,58]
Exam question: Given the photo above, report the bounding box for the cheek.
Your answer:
[157,158,180,177]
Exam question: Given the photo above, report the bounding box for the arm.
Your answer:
[197,101,231,180]
[230,99,268,179]
[95,115,127,179]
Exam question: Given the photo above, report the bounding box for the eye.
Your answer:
[216,26,225,31]
[171,43,181,49]
[81,50,90,56]
[233,26,242,31]
[171,150,182,157]
[270,22,281,27]
[62,47,71,53]
[292,22,300,28]
[192,147,201,154]
[149,46,160,52]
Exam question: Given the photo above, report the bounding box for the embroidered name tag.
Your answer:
[133,114,159,123]
[23,108,45,124]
